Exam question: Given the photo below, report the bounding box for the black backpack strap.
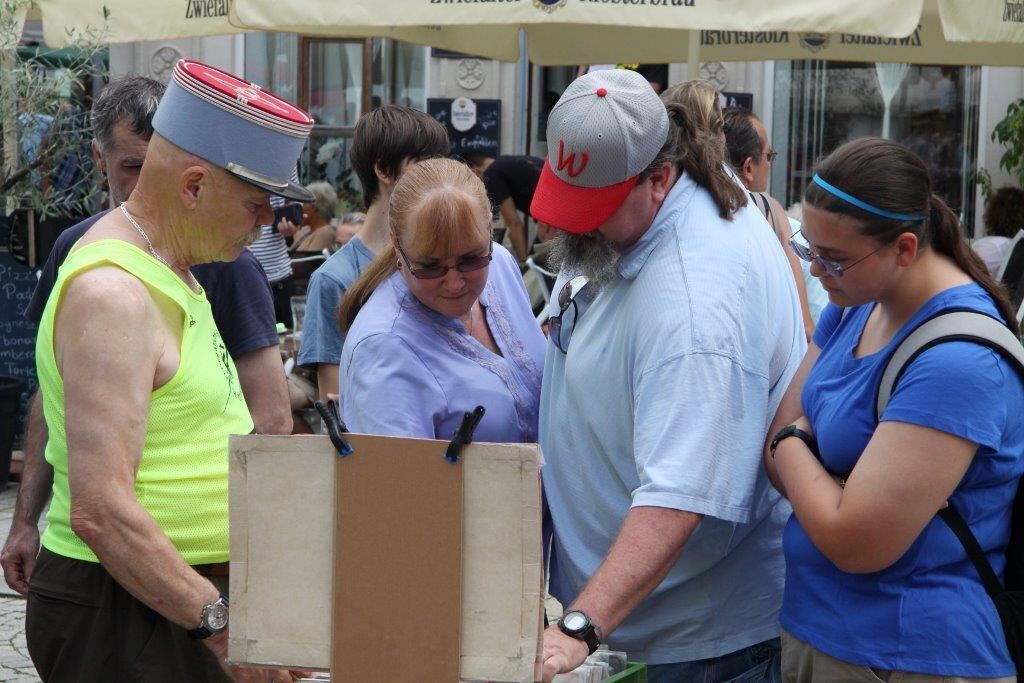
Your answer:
[939,504,1006,599]
[876,308,1024,599]
[876,309,1024,421]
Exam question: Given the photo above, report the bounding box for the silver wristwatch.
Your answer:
[187,594,229,640]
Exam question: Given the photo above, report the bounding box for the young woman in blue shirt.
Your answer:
[766,137,1023,682]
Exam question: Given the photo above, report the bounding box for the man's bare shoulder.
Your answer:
[74,210,127,246]
[58,265,154,326]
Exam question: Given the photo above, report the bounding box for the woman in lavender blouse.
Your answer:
[337,158,546,443]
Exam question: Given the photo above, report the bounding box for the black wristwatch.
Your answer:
[770,425,819,459]
[187,594,229,640]
[558,610,601,655]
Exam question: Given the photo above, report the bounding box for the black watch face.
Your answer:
[562,611,588,632]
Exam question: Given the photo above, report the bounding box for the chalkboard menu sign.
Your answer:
[427,98,501,159]
[0,251,38,444]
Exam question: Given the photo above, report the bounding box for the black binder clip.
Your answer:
[445,405,485,464]
[314,399,353,457]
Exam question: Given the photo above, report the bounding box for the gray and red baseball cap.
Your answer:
[531,69,670,234]
[152,59,315,202]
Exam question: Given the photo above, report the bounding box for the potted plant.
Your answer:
[2,0,107,266]
[974,98,1024,203]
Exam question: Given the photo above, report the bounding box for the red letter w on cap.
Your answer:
[556,140,589,178]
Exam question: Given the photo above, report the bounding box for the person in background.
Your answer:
[337,157,544,442]
[334,211,366,249]
[1,75,290,600]
[251,189,299,328]
[533,69,803,682]
[463,150,545,262]
[974,186,1024,276]
[767,138,1022,682]
[298,105,449,400]
[724,106,821,332]
[785,205,831,325]
[290,181,339,253]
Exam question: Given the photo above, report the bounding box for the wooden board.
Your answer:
[333,435,463,681]
[228,433,543,682]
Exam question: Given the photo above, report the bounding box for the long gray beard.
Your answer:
[547,231,619,289]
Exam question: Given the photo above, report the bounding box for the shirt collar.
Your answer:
[615,171,695,280]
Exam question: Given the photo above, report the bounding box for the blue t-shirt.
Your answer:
[26,211,278,359]
[781,284,1024,678]
[297,235,375,369]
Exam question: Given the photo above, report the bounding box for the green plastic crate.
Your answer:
[606,661,647,683]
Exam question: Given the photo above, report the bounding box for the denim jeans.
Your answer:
[646,637,782,683]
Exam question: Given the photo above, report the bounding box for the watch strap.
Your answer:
[770,425,818,458]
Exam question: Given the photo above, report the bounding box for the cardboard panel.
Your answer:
[228,434,542,682]
[332,436,463,681]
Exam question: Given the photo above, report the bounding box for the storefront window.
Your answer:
[392,41,426,111]
[771,61,981,230]
[243,32,299,105]
[306,40,364,128]
[245,34,427,208]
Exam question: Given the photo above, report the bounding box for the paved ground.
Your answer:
[0,482,39,682]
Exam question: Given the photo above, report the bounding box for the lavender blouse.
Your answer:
[340,243,545,443]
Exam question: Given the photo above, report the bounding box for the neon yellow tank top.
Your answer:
[37,240,253,564]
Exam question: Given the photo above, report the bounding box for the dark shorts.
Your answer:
[26,547,231,683]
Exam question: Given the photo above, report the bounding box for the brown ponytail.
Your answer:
[806,137,1019,336]
[656,80,746,220]
[928,193,1019,336]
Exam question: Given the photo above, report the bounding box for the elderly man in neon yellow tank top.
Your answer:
[27,61,314,682]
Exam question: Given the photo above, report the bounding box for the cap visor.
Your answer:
[228,170,315,203]
[530,160,638,234]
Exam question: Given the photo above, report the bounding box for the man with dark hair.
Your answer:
[464,151,544,261]
[533,69,804,681]
[1,75,291,600]
[298,105,449,399]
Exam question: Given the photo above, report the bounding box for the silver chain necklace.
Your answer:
[119,202,199,290]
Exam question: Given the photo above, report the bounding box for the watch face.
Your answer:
[562,612,587,632]
[207,602,229,631]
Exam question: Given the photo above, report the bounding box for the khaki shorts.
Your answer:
[781,628,1015,683]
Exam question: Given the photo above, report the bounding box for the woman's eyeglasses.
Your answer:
[550,275,594,353]
[788,230,888,278]
[396,241,493,280]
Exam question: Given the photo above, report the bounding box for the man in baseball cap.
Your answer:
[26,60,310,681]
[535,70,805,681]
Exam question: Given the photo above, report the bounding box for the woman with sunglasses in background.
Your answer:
[765,137,1024,682]
[337,157,545,443]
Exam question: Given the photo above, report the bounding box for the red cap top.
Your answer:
[596,88,608,97]
[178,60,313,127]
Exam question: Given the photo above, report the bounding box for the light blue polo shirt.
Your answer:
[540,172,806,665]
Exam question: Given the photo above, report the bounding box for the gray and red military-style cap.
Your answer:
[531,69,669,234]
[152,59,315,203]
